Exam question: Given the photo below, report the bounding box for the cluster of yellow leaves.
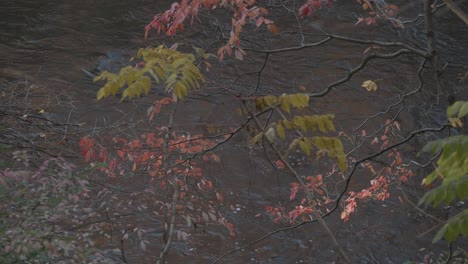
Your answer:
[275,114,336,140]
[291,136,347,171]
[251,113,347,171]
[94,45,205,101]
[255,93,309,113]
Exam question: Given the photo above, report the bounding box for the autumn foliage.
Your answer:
[79,123,237,239]
[83,0,468,261]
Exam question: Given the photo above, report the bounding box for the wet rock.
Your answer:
[83,50,132,78]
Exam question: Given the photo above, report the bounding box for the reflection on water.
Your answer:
[1,0,467,263]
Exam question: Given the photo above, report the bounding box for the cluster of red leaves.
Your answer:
[355,0,403,28]
[80,129,220,185]
[147,97,172,121]
[341,120,415,222]
[79,136,107,162]
[78,127,241,238]
[266,120,416,225]
[298,0,333,18]
[265,174,331,223]
[341,175,389,222]
[290,174,327,201]
[145,0,283,61]
[265,204,315,223]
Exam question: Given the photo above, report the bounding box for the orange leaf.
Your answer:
[216,192,224,203]
[267,24,279,34]
[177,23,184,32]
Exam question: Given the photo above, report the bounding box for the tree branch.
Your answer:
[442,0,468,24]
[211,125,449,263]
[307,49,415,98]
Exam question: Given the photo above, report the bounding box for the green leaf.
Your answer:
[433,210,468,243]
[458,102,468,118]
[447,101,464,117]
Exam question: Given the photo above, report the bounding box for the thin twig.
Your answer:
[157,111,176,264]
[400,189,443,223]
[244,102,351,263]
[442,0,468,24]
[211,125,449,263]
[120,231,128,263]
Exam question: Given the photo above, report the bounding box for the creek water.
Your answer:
[1,0,467,263]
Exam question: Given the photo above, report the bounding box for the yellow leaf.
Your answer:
[361,80,378,91]
[255,98,265,111]
[38,109,45,114]
[174,82,187,99]
[299,138,311,156]
[276,123,286,140]
[250,132,264,144]
[448,117,463,128]
[263,95,277,107]
[279,95,291,113]
[293,116,307,132]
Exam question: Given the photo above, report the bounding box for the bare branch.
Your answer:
[307,49,416,98]
[442,0,468,24]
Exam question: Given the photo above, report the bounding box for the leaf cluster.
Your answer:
[419,101,468,243]
[252,113,347,171]
[447,100,468,128]
[255,93,309,113]
[0,159,108,263]
[94,45,205,101]
[447,100,468,119]
[290,136,347,171]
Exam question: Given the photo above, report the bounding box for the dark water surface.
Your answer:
[1,0,467,263]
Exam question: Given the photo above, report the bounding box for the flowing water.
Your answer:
[1,0,467,263]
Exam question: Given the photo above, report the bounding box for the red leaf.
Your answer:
[299,5,312,18]
[98,147,108,162]
[275,160,285,169]
[205,180,213,189]
[117,150,125,160]
[108,159,118,172]
[290,182,300,201]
